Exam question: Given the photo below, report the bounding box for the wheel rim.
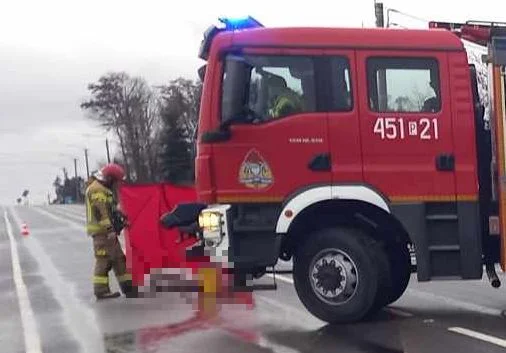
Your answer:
[308,248,359,306]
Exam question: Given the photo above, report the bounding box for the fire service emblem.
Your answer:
[238,149,273,189]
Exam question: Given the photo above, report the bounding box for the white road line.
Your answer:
[3,210,43,353]
[256,295,303,315]
[272,275,501,317]
[51,206,85,217]
[9,207,105,353]
[271,271,503,319]
[31,207,84,232]
[405,288,504,317]
[43,207,86,222]
[448,327,506,348]
[384,307,414,318]
[29,227,75,235]
[256,295,324,326]
[268,273,415,318]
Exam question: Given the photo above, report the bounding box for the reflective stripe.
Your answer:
[90,193,112,203]
[86,224,102,233]
[272,94,303,118]
[93,276,109,284]
[98,219,112,228]
[85,183,114,235]
[117,274,132,282]
[95,249,107,256]
[85,189,93,233]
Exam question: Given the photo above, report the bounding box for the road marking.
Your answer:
[43,207,85,223]
[448,327,506,348]
[51,206,85,218]
[9,207,105,353]
[384,307,414,318]
[406,288,504,317]
[257,336,301,353]
[270,271,499,319]
[256,295,324,326]
[256,295,301,314]
[29,227,74,235]
[268,274,415,318]
[267,273,294,284]
[3,210,43,353]
[31,207,84,231]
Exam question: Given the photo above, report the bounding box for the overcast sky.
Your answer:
[0,0,504,205]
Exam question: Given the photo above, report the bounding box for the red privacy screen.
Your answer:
[118,183,200,286]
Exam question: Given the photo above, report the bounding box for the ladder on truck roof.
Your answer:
[429,20,506,53]
[431,19,506,271]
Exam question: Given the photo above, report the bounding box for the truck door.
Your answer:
[210,49,331,204]
[324,50,363,184]
[356,51,456,202]
[356,51,465,280]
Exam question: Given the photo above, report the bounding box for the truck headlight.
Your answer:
[198,211,221,232]
[197,205,230,247]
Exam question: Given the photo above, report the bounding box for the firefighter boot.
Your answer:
[96,291,121,300]
[120,280,138,298]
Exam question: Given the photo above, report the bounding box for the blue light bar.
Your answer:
[218,16,263,30]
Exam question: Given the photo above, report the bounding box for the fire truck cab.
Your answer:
[164,17,506,324]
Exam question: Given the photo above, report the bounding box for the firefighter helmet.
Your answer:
[96,163,126,182]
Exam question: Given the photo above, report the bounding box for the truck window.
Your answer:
[367,57,441,113]
[329,57,353,111]
[221,54,316,123]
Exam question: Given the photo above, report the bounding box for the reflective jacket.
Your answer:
[85,179,115,236]
[270,90,304,118]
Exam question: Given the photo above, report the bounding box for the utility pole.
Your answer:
[374,1,388,110]
[74,158,79,203]
[105,138,111,163]
[84,148,90,179]
[374,1,384,28]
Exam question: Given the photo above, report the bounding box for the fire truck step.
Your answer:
[265,269,292,274]
[428,244,461,252]
[425,214,459,221]
[250,283,278,290]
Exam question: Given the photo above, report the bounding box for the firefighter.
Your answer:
[267,75,304,119]
[85,163,134,300]
[422,71,441,112]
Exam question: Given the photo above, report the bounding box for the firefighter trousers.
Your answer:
[92,234,132,296]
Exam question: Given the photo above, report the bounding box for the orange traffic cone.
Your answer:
[21,223,30,236]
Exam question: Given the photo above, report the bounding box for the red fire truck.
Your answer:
[161,17,506,324]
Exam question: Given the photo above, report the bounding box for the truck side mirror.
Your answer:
[198,65,206,82]
[221,55,250,127]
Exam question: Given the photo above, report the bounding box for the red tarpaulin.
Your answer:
[119,183,200,286]
[119,182,254,310]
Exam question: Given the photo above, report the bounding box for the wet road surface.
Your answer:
[1,204,506,353]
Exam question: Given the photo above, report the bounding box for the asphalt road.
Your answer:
[2,204,506,353]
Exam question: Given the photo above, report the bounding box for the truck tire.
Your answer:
[367,240,393,314]
[293,226,379,324]
[385,241,411,305]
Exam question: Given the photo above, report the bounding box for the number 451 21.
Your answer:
[373,117,439,140]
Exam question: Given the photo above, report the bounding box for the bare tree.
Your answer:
[80,72,160,182]
[411,85,433,111]
[395,96,416,112]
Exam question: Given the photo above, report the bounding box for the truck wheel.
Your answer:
[385,241,411,305]
[367,240,393,314]
[293,227,379,324]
